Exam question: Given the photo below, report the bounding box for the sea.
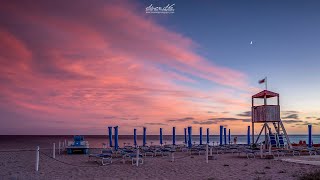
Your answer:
[0,135,319,149]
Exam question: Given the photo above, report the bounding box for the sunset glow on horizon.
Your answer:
[1,0,320,135]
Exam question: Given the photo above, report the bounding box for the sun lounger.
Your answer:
[88,152,112,165]
[244,149,256,158]
[307,147,317,156]
[289,146,315,156]
[122,153,144,165]
[273,149,287,157]
[289,147,301,156]
[132,156,144,165]
[160,148,171,156]
[181,145,189,152]
[229,145,243,154]
[215,146,226,154]
[154,148,163,156]
[238,148,259,158]
[141,147,155,157]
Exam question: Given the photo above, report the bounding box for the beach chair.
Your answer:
[88,149,113,165]
[181,145,189,152]
[160,148,172,157]
[189,146,205,155]
[273,149,287,157]
[173,144,184,152]
[132,155,144,165]
[214,146,225,154]
[196,146,207,155]
[239,148,256,159]
[307,147,317,156]
[229,145,243,154]
[141,147,155,157]
[122,152,144,165]
[290,147,302,156]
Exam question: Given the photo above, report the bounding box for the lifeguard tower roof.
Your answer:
[252,90,279,99]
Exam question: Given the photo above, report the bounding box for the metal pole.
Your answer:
[228,129,231,144]
[114,126,119,151]
[172,127,176,145]
[265,123,267,149]
[143,127,147,147]
[58,141,61,155]
[308,124,312,148]
[160,128,163,146]
[260,144,263,158]
[35,146,39,171]
[206,128,209,144]
[219,126,223,146]
[184,128,187,145]
[247,126,251,145]
[266,76,267,90]
[199,127,203,145]
[134,128,137,147]
[108,126,113,147]
[224,128,227,145]
[206,143,208,163]
[252,97,255,144]
[136,147,139,167]
[53,143,55,159]
[172,152,175,162]
[187,126,192,148]
[268,142,272,155]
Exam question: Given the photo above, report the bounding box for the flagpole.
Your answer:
[265,76,267,90]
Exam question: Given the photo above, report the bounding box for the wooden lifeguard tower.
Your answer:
[251,90,292,149]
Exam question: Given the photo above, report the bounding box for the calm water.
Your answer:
[1,135,319,149]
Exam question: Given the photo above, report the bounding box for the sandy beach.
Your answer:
[2,0,320,179]
[1,138,320,180]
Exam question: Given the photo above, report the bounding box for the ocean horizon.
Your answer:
[1,135,319,149]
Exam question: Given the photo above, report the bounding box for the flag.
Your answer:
[259,78,266,84]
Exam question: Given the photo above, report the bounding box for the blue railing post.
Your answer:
[160,128,163,145]
[184,128,187,144]
[172,127,176,145]
[133,128,137,147]
[308,124,312,148]
[206,128,209,144]
[219,126,223,146]
[247,126,251,145]
[143,127,147,146]
[199,127,203,145]
[224,128,227,145]
[228,129,231,144]
[188,126,192,148]
[114,126,119,151]
[108,126,113,147]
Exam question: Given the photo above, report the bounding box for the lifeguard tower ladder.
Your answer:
[251,90,292,149]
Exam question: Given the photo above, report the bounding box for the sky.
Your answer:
[0,0,320,135]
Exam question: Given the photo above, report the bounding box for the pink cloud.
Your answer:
[0,0,253,134]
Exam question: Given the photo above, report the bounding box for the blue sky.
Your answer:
[145,0,320,112]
